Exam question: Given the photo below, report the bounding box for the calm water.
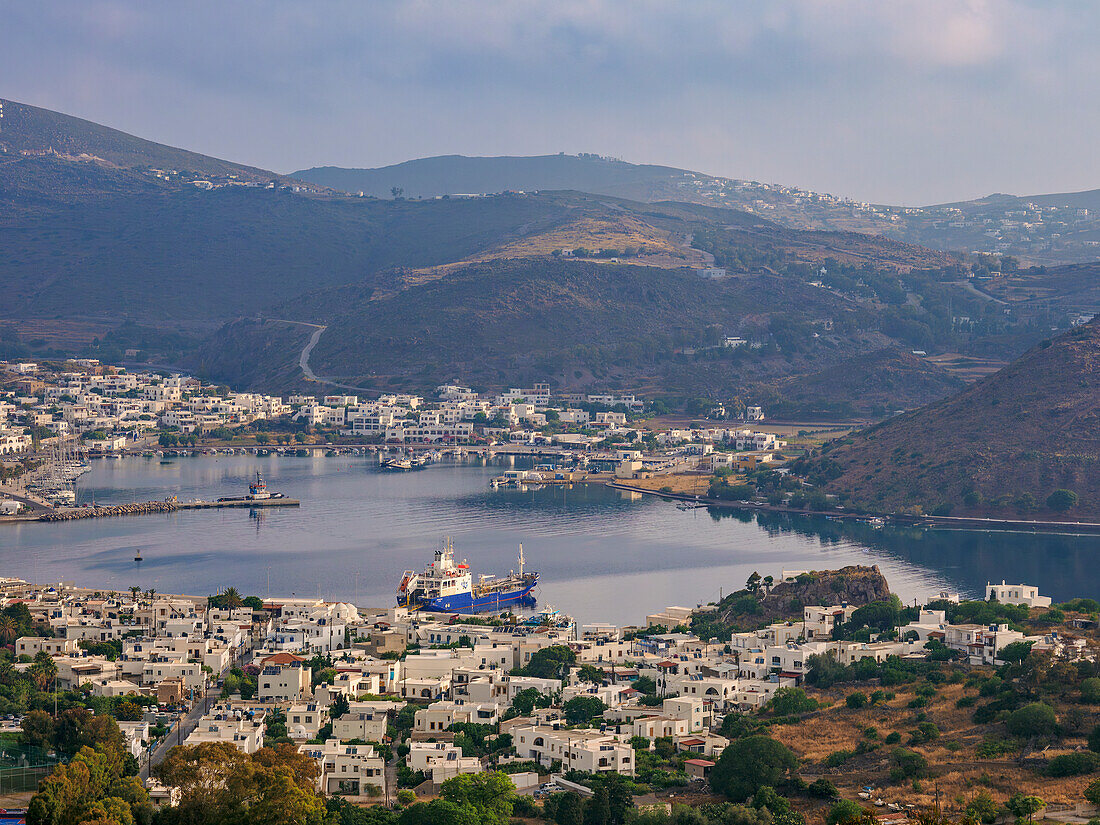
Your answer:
[1,455,1098,625]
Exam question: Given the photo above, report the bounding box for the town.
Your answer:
[1,360,800,518]
[1,566,1097,825]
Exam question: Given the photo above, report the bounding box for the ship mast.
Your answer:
[518,544,525,576]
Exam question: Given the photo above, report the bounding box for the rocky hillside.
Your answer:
[813,317,1100,519]
[691,566,892,635]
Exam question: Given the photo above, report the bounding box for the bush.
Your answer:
[889,748,926,782]
[808,778,839,800]
[826,799,865,825]
[396,789,416,805]
[884,732,901,745]
[1081,678,1100,704]
[845,692,868,709]
[1047,752,1100,777]
[1005,703,1058,739]
[823,751,853,768]
[1047,489,1079,512]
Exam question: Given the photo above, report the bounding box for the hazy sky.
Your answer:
[4,1,1098,204]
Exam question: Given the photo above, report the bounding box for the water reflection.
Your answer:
[0,456,1095,623]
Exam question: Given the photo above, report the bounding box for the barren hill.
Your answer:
[814,318,1100,518]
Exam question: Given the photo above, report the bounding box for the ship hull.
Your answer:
[419,581,538,613]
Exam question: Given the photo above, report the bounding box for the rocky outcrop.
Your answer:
[709,565,892,630]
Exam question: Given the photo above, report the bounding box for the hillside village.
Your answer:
[2,566,1098,823]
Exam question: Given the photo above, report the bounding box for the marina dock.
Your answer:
[178,498,300,510]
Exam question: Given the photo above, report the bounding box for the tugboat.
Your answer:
[217,471,285,502]
[397,538,538,613]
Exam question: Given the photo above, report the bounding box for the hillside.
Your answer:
[813,318,1100,518]
[757,347,966,419]
[0,98,283,184]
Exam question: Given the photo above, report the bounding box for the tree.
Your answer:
[555,792,584,825]
[845,692,868,709]
[998,641,1035,666]
[521,645,576,679]
[331,694,350,720]
[1085,779,1100,807]
[563,696,607,725]
[221,587,244,609]
[1046,489,1079,512]
[28,745,152,825]
[439,772,514,825]
[965,791,999,824]
[632,676,657,696]
[825,799,865,825]
[1082,678,1100,704]
[30,650,58,692]
[20,710,55,749]
[399,799,474,825]
[768,687,818,716]
[154,741,325,825]
[710,735,798,801]
[1005,702,1058,739]
[1006,794,1044,824]
[584,785,611,825]
[0,614,17,644]
[511,687,551,716]
[578,664,606,684]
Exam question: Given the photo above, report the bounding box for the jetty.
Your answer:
[35,497,298,522]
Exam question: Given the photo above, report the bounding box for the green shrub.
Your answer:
[846,692,868,709]
[823,750,853,768]
[1048,752,1100,777]
[1005,703,1058,739]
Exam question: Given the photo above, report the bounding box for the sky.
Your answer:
[4,1,1098,205]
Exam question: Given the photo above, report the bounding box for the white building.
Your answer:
[986,582,1051,608]
[297,740,386,800]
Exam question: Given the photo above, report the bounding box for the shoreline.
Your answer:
[606,481,1100,537]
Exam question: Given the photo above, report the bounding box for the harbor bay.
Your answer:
[3,454,1098,624]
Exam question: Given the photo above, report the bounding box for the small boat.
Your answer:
[134,550,143,562]
[382,458,413,471]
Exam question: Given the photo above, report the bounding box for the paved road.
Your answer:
[953,280,1008,305]
[141,692,211,781]
[296,323,328,382]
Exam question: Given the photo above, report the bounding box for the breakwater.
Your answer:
[39,501,179,521]
[36,497,300,522]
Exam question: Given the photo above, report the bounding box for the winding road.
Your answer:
[268,319,377,393]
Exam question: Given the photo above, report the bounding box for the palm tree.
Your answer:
[0,616,18,645]
[29,652,57,693]
[222,588,244,610]
[129,586,141,603]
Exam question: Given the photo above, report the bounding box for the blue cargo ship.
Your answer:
[397,538,538,613]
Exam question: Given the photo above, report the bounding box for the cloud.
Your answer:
[2,1,1098,203]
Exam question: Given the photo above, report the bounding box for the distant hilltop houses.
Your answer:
[0,361,768,461]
